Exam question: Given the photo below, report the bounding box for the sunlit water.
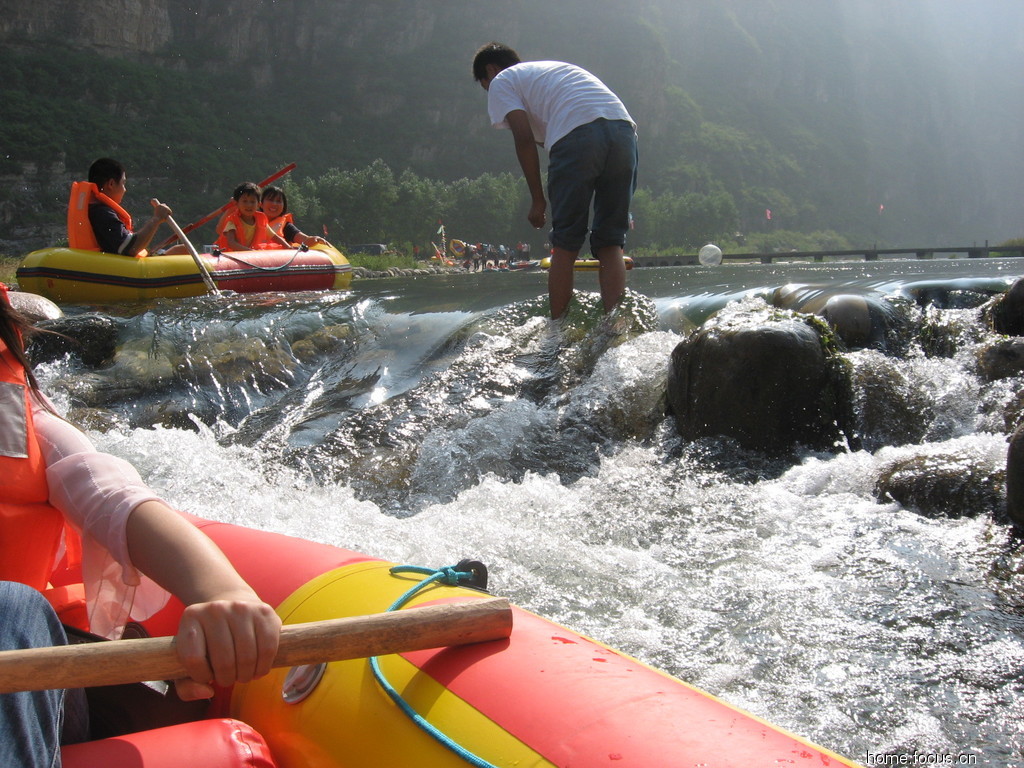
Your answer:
[37,258,1024,765]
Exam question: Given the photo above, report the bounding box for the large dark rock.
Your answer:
[27,314,121,368]
[989,277,1024,336]
[1006,424,1024,529]
[876,452,1005,519]
[667,300,851,454]
[976,339,1024,381]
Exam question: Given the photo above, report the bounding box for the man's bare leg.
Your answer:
[595,245,627,313]
[548,247,579,319]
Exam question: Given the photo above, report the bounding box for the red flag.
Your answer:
[765,209,772,221]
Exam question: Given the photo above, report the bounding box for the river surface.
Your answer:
[37,258,1024,766]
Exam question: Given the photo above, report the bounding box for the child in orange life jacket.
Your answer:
[86,157,188,256]
[260,185,328,247]
[215,182,291,252]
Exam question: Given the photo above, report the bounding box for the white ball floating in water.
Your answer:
[698,243,723,266]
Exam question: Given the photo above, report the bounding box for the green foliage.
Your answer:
[3,1,1019,252]
[347,252,420,271]
[742,230,853,253]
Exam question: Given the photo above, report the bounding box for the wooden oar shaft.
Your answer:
[0,598,511,694]
[166,216,220,295]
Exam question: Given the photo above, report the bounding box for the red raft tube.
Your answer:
[51,516,860,768]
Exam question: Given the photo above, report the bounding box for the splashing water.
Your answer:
[38,259,1024,765]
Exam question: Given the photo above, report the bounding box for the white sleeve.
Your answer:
[34,403,162,574]
[487,77,526,128]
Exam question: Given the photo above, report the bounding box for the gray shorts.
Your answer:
[547,118,638,256]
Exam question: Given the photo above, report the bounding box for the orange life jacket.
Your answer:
[67,181,142,256]
[0,338,67,592]
[267,212,295,242]
[0,286,87,625]
[216,209,273,250]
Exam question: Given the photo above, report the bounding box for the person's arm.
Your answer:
[221,223,249,252]
[285,221,327,247]
[125,500,281,700]
[267,225,291,248]
[126,199,173,257]
[36,402,280,700]
[505,110,547,230]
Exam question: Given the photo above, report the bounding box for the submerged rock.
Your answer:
[667,298,851,455]
[28,313,121,368]
[848,350,932,450]
[976,339,1024,381]
[770,286,908,352]
[875,452,1005,519]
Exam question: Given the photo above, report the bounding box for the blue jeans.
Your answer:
[0,582,74,768]
[547,118,638,256]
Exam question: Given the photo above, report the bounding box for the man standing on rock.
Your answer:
[472,42,638,319]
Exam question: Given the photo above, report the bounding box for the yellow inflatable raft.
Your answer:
[16,244,352,303]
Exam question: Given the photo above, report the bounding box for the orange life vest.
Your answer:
[0,286,87,624]
[267,212,295,242]
[216,209,273,250]
[67,181,142,256]
[0,339,66,592]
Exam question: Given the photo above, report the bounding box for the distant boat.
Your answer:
[539,255,634,271]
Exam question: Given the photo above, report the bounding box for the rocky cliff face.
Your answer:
[0,0,173,57]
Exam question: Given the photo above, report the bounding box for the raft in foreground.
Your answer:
[16,244,352,303]
[55,517,858,768]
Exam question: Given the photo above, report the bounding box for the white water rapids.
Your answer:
[37,259,1024,765]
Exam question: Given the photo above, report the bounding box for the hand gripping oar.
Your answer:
[154,163,297,252]
[0,597,512,693]
[166,215,221,296]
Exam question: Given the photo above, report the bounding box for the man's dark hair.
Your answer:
[472,42,521,81]
[232,181,262,201]
[88,157,126,188]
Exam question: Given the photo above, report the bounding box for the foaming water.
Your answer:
[38,258,1024,765]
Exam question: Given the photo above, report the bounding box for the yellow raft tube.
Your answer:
[16,244,352,303]
[108,516,862,768]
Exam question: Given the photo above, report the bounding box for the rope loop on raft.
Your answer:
[370,562,498,768]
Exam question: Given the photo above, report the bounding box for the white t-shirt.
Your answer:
[487,61,635,149]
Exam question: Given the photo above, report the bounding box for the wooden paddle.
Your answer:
[0,598,512,693]
[154,163,297,251]
[166,216,221,296]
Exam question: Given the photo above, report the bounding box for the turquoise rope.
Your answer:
[369,564,500,768]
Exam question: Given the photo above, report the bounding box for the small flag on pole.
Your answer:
[765,209,772,221]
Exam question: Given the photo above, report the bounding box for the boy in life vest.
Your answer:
[215,182,291,252]
[83,158,185,257]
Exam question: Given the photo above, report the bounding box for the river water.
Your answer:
[36,259,1024,765]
